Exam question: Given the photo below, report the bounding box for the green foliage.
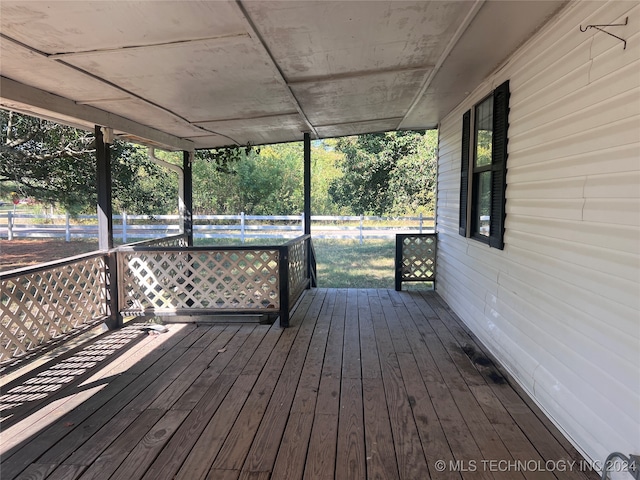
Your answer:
[1,110,177,215]
[311,139,350,215]
[196,143,259,174]
[328,130,436,216]
[2,110,437,219]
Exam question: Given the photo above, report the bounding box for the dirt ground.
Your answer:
[0,238,99,272]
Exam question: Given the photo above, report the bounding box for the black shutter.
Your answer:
[459,110,471,237]
[489,80,510,249]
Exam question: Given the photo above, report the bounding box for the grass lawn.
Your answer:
[313,239,395,289]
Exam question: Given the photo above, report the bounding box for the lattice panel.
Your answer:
[0,255,108,364]
[400,235,436,281]
[119,249,280,314]
[288,239,308,305]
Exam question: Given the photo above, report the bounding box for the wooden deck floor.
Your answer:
[1,289,598,480]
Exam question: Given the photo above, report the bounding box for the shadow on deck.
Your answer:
[0,289,597,480]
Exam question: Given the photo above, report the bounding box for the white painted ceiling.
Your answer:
[0,0,566,150]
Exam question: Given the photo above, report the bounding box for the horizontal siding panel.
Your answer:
[437,231,468,257]
[507,216,640,254]
[435,207,458,225]
[436,168,459,188]
[510,88,640,151]
[436,220,459,239]
[531,367,636,461]
[510,116,639,166]
[584,171,640,198]
[512,51,591,115]
[503,253,639,339]
[507,143,640,183]
[438,250,498,298]
[498,273,638,368]
[583,197,640,226]
[511,60,640,138]
[590,29,640,83]
[507,244,639,310]
[508,177,585,199]
[506,0,613,79]
[495,289,638,430]
[506,198,585,221]
[507,230,640,283]
[507,0,631,81]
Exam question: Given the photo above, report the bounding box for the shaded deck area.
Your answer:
[0,289,597,480]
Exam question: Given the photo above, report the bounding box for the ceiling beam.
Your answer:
[313,117,405,129]
[47,33,250,59]
[0,76,194,151]
[398,0,485,130]
[193,111,300,125]
[286,66,433,86]
[233,0,318,138]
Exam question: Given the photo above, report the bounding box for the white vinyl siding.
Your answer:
[436,0,640,465]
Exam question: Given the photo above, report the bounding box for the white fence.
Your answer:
[0,212,434,243]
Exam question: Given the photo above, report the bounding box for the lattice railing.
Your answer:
[0,253,108,365]
[287,237,308,306]
[118,247,280,315]
[395,233,437,290]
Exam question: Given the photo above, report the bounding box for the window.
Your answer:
[459,80,510,249]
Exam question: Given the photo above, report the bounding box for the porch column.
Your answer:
[95,126,121,329]
[96,126,114,250]
[183,150,194,246]
[303,132,311,235]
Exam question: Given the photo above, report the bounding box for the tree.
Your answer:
[1,110,177,215]
[328,130,436,216]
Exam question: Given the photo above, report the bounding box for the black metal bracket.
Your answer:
[580,16,628,50]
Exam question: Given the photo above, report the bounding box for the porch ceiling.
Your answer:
[0,0,566,150]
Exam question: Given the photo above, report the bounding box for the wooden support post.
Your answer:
[395,235,403,291]
[303,133,314,287]
[303,133,311,236]
[96,126,114,251]
[183,151,194,246]
[95,126,120,329]
[279,246,290,328]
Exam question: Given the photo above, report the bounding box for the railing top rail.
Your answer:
[0,250,108,280]
[118,244,280,252]
[280,234,311,248]
[396,232,437,237]
[122,233,187,248]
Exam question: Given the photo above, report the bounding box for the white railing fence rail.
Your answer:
[1,212,435,243]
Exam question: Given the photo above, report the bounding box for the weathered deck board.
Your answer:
[0,289,599,480]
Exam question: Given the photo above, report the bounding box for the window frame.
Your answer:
[459,80,510,250]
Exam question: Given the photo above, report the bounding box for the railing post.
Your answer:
[359,214,364,245]
[241,211,246,243]
[419,213,423,234]
[105,251,122,329]
[122,211,128,244]
[8,211,13,241]
[279,246,290,328]
[65,212,71,242]
[395,234,403,291]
